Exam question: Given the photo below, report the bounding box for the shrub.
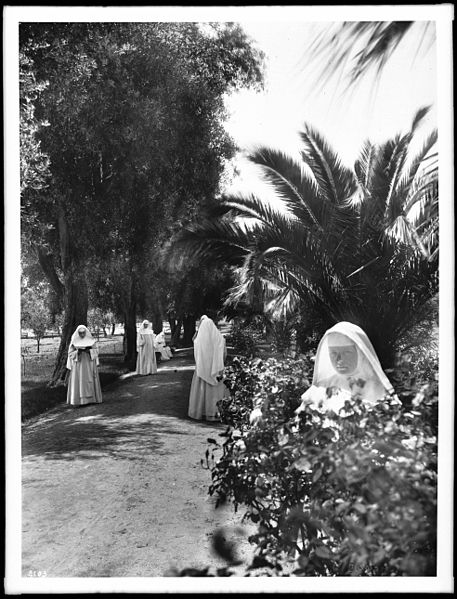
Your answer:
[226,319,265,357]
[207,356,437,576]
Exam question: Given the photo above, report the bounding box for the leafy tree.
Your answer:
[20,22,264,381]
[19,51,50,197]
[178,108,438,368]
[162,261,235,346]
[21,285,52,353]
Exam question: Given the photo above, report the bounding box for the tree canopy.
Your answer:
[20,21,264,381]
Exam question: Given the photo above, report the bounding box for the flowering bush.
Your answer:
[206,356,437,576]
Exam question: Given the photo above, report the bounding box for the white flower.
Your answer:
[234,439,246,452]
[249,407,263,425]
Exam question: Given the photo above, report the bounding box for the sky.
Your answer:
[223,19,438,196]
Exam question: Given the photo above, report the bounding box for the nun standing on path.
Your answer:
[295,321,398,415]
[136,320,157,375]
[66,325,103,406]
[188,315,229,421]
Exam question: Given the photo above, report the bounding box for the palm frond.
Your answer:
[349,22,415,83]
[304,21,432,89]
[410,105,431,133]
[398,130,438,197]
[247,147,322,229]
[299,123,357,205]
[354,140,377,193]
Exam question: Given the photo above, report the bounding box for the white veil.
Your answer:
[194,316,225,386]
[309,321,395,401]
[70,325,96,348]
[139,320,154,335]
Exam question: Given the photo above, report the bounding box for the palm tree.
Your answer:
[177,107,438,368]
[304,21,435,89]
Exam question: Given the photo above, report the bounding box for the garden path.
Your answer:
[21,347,253,578]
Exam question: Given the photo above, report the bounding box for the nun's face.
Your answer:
[329,344,358,375]
[143,322,148,329]
[78,329,86,339]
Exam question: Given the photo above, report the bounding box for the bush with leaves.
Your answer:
[205,356,437,576]
[226,319,264,357]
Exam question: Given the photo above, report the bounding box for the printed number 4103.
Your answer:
[28,570,47,577]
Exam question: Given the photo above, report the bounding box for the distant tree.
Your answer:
[21,286,52,353]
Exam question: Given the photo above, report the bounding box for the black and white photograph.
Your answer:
[4,4,454,594]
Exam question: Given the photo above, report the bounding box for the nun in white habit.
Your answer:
[66,324,103,406]
[188,315,228,421]
[295,321,397,415]
[136,320,157,375]
[154,331,173,361]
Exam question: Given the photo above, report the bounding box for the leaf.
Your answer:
[335,501,350,515]
[353,503,367,514]
[247,555,276,570]
[315,545,334,560]
[312,468,323,482]
[293,457,312,472]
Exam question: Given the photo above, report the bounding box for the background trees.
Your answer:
[178,108,438,367]
[20,22,264,382]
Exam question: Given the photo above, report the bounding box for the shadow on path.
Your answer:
[22,348,226,462]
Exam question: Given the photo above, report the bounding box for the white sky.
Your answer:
[224,20,438,196]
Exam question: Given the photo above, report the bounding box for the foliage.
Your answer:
[20,22,264,381]
[204,355,437,577]
[180,109,438,368]
[226,318,265,358]
[304,21,435,89]
[21,285,52,352]
[87,307,114,339]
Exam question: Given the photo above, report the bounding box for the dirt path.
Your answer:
[21,349,253,577]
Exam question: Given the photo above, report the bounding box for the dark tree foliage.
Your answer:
[20,22,264,382]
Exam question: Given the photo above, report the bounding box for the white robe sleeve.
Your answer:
[66,346,78,370]
[90,344,99,366]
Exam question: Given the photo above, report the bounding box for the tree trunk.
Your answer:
[167,311,177,337]
[171,318,182,347]
[123,280,137,371]
[111,321,116,336]
[36,337,41,353]
[49,268,88,385]
[182,314,196,347]
[148,304,163,335]
[36,245,65,308]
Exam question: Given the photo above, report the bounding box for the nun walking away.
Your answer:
[66,324,103,406]
[188,315,229,421]
[295,321,398,415]
[136,320,157,375]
